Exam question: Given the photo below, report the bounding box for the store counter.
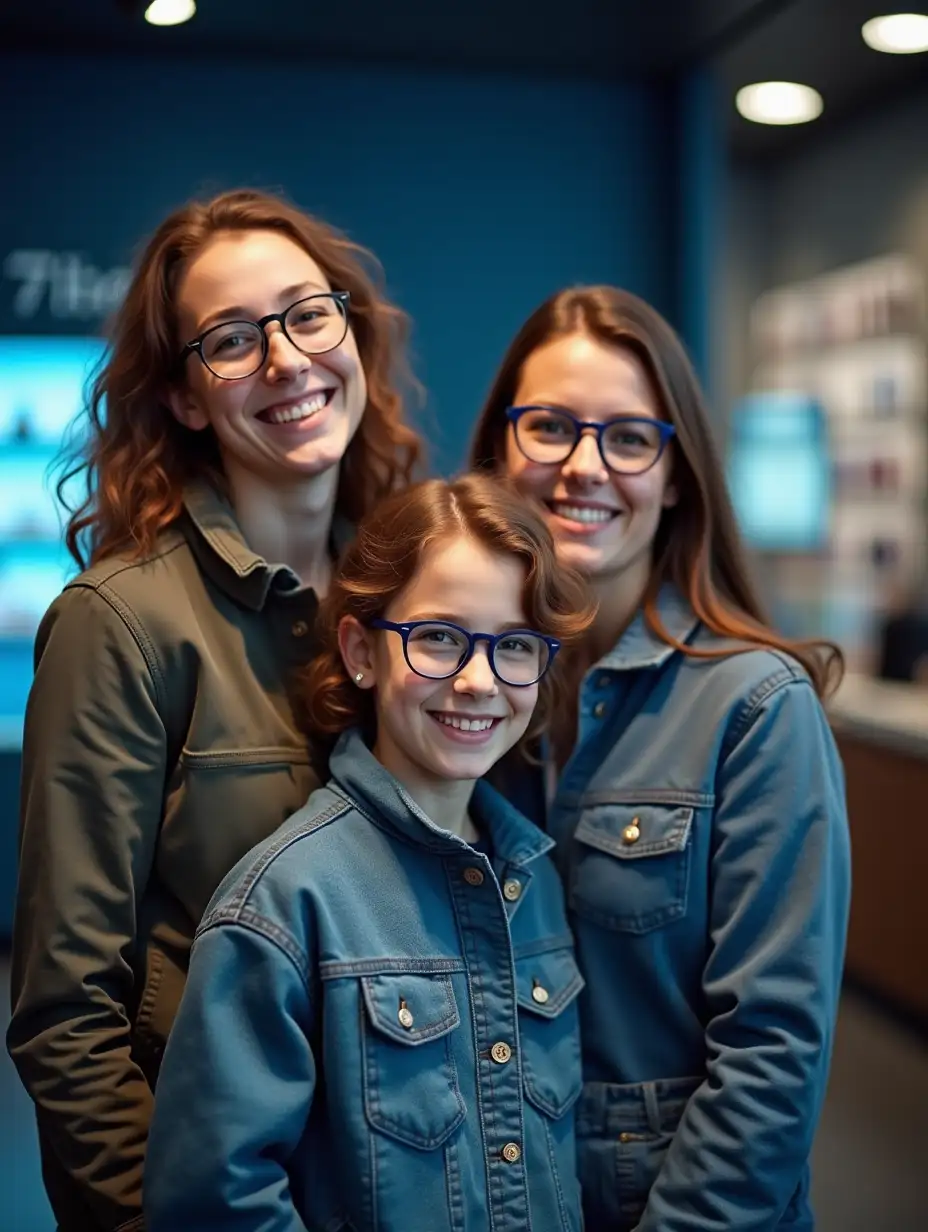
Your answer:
[827,673,928,1024]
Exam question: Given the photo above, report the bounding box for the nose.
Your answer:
[264,325,311,383]
[562,428,608,484]
[453,646,498,698]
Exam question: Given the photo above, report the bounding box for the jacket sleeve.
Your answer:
[145,920,315,1232]
[7,584,168,1231]
[636,677,851,1232]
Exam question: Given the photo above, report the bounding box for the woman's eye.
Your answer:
[533,418,570,436]
[215,333,249,352]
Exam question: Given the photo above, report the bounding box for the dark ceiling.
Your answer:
[2,0,927,159]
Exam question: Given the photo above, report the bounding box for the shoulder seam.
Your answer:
[721,670,814,761]
[64,537,188,591]
[197,910,313,984]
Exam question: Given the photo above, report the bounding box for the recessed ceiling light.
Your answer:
[144,0,196,26]
[862,13,928,53]
[735,81,824,126]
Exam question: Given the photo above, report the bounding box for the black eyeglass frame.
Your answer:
[178,290,351,380]
[505,404,676,475]
[369,618,561,688]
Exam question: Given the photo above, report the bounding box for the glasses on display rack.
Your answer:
[506,405,676,475]
[179,291,350,380]
[369,619,560,687]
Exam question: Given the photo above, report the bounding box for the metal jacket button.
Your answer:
[531,982,549,1005]
[490,1041,512,1064]
[502,878,522,901]
[291,619,309,637]
[622,817,641,844]
[463,867,484,886]
[500,1142,521,1163]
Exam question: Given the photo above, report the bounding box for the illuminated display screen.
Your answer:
[727,392,831,552]
[0,336,104,742]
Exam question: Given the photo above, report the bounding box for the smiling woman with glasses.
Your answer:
[470,285,849,1232]
[7,188,424,1232]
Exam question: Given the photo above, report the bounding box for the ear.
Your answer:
[662,480,679,510]
[337,615,378,688]
[165,383,210,432]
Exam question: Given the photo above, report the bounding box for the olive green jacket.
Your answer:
[7,481,345,1232]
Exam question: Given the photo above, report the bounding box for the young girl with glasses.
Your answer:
[145,475,594,1232]
[470,287,851,1232]
[7,189,422,1232]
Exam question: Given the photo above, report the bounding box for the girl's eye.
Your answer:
[498,637,532,654]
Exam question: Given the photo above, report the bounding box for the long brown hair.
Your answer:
[301,474,596,752]
[57,188,422,568]
[469,286,843,698]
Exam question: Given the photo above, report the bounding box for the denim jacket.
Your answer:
[145,728,584,1232]
[492,588,851,1232]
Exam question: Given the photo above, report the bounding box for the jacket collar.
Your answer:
[595,584,700,673]
[328,728,554,867]
[181,479,353,611]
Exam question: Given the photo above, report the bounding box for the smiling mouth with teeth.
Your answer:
[260,389,333,425]
[430,714,500,733]
[549,502,618,525]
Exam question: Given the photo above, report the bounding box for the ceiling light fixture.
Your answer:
[862,12,928,52]
[144,0,196,26]
[735,81,824,126]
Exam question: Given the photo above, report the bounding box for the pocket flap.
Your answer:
[516,946,585,1019]
[575,804,693,861]
[361,972,460,1045]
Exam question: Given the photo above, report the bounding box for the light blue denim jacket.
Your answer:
[145,728,584,1232]
[493,588,851,1232]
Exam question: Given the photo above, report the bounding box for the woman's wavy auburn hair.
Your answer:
[57,188,422,568]
[469,286,843,699]
[301,474,596,753]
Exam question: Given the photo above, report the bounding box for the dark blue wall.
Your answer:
[0,49,720,938]
[0,50,684,469]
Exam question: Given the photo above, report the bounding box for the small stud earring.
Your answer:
[354,672,364,684]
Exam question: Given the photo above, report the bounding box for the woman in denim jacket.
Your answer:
[145,475,594,1232]
[470,287,851,1232]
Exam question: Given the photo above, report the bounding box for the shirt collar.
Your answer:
[181,478,353,611]
[329,728,554,867]
[595,584,700,673]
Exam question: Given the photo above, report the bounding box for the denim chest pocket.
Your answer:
[360,972,466,1150]
[516,946,584,1118]
[570,803,694,934]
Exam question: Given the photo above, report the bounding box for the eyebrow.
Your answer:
[403,613,532,631]
[195,281,329,334]
[518,399,655,419]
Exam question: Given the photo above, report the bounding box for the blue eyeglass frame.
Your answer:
[369,618,560,687]
[505,404,676,474]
